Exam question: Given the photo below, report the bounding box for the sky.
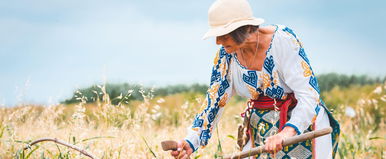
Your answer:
[0,0,385,106]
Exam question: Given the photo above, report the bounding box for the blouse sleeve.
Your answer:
[276,26,321,135]
[184,47,234,151]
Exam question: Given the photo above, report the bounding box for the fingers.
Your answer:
[170,150,179,157]
[264,135,283,154]
[171,140,183,158]
[176,150,191,159]
[171,150,186,159]
[170,140,192,159]
[182,141,193,155]
[177,150,187,159]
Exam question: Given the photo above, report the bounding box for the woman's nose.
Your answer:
[216,37,221,45]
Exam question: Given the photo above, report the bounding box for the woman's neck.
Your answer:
[240,26,276,54]
[239,33,269,56]
[236,26,276,70]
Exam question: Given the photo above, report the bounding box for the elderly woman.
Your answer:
[171,0,340,158]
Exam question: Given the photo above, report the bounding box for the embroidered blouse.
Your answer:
[185,24,322,151]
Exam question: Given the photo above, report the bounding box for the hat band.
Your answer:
[212,17,256,28]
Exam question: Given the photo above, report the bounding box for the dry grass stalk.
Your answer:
[24,138,97,159]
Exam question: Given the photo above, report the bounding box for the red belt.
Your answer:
[243,93,297,131]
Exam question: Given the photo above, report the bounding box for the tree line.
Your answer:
[62,83,208,105]
[62,73,386,105]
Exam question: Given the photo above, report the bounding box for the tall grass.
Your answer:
[0,83,385,158]
[323,84,385,158]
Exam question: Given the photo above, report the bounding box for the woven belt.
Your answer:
[242,93,297,131]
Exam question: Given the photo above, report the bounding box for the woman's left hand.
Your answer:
[264,126,297,154]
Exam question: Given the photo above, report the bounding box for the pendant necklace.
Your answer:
[240,30,260,70]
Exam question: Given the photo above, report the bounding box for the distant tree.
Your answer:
[62,74,384,105]
[317,73,383,92]
[154,83,208,96]
[62,83,208,105]
[62,83,146,105]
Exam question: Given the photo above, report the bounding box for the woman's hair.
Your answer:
[229,25,259,44]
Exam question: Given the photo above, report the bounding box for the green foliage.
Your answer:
[62,73,385,105]
[155,83,208,96]
[316,73,384,92]
[62,83,208,105]
[62,83,144,105]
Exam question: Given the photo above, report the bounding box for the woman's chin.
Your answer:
[223,47,234,53]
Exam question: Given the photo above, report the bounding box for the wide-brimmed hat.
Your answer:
[202,0,264,40]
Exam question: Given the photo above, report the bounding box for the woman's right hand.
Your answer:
[170,140,193,159]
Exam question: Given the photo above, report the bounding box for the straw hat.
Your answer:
[202,0,264,39]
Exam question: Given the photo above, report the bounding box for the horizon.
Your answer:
[3,72,386,107]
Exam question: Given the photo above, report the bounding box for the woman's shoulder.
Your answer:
[273,24,300,39]
[259,24,298,42]
[259,25,277,34]
[270,24,302,57]
[260,24,291,33]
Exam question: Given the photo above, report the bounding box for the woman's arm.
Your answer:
[277,27,321,134]
[184,47,234,152]
[264,26,321,153]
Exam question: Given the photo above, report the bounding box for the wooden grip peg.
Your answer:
[161,140,178,151]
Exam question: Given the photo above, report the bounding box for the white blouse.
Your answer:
[185,24,322,151]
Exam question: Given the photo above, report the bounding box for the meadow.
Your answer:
[0,83,385,159]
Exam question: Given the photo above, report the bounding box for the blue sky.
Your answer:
[1,0,385,106]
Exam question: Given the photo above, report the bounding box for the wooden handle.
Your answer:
[283,127,332,146]
[161,140,178,151]
[221,127,333,159]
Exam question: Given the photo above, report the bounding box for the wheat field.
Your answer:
[0,84,385,159]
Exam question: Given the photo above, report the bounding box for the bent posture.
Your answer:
[171,0,340,158]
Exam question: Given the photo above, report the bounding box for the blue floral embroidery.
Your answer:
[192,117,203,127]
[265,86,284,99]
[263,55,275,75]
[207,106,219,123]
[242,71,258,88]
[200,129,211,146]
[218,80,230,96]
[282,27,297,38]
[226,53,232,63]
[256,87,264,94]
[309,76,320,94]
[299,48,310,65]
[191,46,235,148]
[210,69,220,84]
[315,105,321,115]
[203,95,211,113]
[219,47,226,58]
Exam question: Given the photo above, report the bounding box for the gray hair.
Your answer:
[229,25,259,44]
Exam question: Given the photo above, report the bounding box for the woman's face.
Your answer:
[216,34,242,53]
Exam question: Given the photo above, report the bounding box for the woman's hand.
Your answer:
[264,126,297,154]
[170,140,193,159]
